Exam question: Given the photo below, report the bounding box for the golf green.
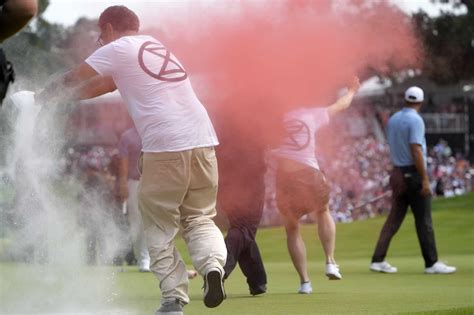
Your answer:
[1,194,473,314]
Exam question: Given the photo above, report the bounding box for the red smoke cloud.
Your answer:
[146,0,420,144]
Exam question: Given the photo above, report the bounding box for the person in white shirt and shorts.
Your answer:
[273,77,360,294]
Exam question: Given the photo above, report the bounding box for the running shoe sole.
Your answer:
[326,272,342,280]
[204,270,225,308]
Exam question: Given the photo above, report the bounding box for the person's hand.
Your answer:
[117,182,129,202]
[35,85,62,105]
[35,88,48,105]
[187,270,198,279]
[421,178,432,197]
[349,76,361,93]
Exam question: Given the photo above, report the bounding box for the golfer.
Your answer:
[370,86,456,274]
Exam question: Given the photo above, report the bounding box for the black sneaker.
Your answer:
[155,299,184,315]
[249,284,267,296]
[203,268,226,308]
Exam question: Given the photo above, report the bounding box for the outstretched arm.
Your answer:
[327,77,360,117]
[38,62,116,103]
[0,0,38,43]
[71,75,116,100]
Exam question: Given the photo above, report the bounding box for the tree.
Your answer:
[413,0,474,84]
[2,1,100,90]
[2,0,67,90]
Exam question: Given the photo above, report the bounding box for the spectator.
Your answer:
[117,127,150,272]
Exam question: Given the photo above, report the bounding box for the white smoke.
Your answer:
[0,91,130,314]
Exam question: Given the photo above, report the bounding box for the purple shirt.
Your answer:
[118,127,142,180]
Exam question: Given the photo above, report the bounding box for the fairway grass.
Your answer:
[1,194,473,314]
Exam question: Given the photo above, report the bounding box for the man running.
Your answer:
[40,6,227,314]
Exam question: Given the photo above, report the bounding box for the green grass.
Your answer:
[1,194,473,314]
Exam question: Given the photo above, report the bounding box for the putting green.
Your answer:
[1,194,473,314]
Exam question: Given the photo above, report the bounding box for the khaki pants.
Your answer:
[138,147,227,304]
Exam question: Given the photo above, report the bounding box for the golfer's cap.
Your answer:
[405,86,424,103]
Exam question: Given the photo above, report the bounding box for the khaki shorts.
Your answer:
[276,167,330,219]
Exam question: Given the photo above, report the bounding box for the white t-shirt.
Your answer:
[85,35,218,152]
[273,107,329,169]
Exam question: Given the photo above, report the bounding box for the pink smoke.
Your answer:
[142,0,420,144]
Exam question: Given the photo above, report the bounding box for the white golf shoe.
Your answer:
[425,262,456,274]
[298,281,313,294]
[325,263,342,280]
[370,261,398,273]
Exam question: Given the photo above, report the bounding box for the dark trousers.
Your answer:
[222,185,267,290]
[372,167,438,268]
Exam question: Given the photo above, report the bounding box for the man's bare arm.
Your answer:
[410,143,431,196]
[62,63,101,87]
[71,76,117,100]
[0,0,38,43]
[38,63,116,103]
[327,77,360,117]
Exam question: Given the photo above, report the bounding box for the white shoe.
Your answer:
[139,261,150,272]
[325,263,342,280]
[425,262,456,274]
[298,281,312,294]
[370,261,398,273]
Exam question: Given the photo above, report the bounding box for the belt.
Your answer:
[394,165,417,173]
[394,165,419,178]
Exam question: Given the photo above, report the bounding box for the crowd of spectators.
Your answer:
[60,135,473,229]
[319,136,392,223]
[429,140,473,197]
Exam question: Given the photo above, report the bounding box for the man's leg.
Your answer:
[371,168,410,263]
[283,217,310,283]
[237,232,267,293]
[128,179,150,271]
[179,147,226,274]
[223,224,244,279]
[409,193,438,268]
[371,193,409,263]
[229,185,267,292]
[179,147,227,307]
[138,151,189,304]
[315,207,336,264]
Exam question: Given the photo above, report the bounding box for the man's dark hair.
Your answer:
[98,5,140,32]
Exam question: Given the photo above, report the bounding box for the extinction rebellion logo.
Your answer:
[138,41,188,82]
[283,119,311,151]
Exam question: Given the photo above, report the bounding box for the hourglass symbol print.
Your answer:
[138,41,188,82]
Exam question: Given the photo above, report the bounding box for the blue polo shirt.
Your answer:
[387,107,427,167]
